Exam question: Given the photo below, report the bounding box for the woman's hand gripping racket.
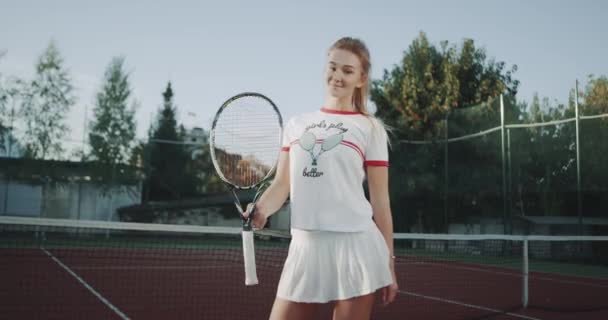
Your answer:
[209,92,283,286]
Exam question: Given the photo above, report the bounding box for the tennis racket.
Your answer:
[209,92,283,286]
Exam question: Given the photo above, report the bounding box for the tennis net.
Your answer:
[2,216,608,319]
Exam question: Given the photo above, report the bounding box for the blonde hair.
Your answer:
[329,37,392,147]
[329,37,371,115]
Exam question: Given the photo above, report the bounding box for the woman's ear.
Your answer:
[357,73,368,88]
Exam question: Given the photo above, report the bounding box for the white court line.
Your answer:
[72,263,286,271]
[41,248,130,320]
[398,290,543,320]
[398,261,608,289]
[72,264,241,271]
[530,274,608,289]
[397,261,523,277]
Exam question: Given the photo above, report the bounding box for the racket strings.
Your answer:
[212,96,282,188]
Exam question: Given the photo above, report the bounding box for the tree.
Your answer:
[0,51,6,133]
[372,32,519,139]
[511,94,576,218]
[582,75,608,115]
[578,75,608,217]
[189,129,228,194]
[370,32,520,232]
[373,33,457,139]
[0,75,24,157]
[511,77,608,223]
[19,41,75,159]
[144,82,195,201]
[0,53,23,157]
[89,56,137,182]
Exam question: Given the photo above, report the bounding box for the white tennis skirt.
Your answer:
[276,225,393,303]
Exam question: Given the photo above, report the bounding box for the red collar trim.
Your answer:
[320,107,362,115]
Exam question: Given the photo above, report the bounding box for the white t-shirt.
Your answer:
[281,108,389,232]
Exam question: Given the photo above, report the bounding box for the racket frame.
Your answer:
[209,91,283,230]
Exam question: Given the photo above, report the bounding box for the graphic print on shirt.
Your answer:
[297,120,350,178]
[299,132,343,166]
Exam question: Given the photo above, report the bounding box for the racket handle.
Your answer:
[242,230,258,286]
[242,203,256,231]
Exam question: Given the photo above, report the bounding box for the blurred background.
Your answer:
[2,0,607,236]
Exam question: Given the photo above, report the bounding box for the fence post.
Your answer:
[444,115,449,233]
[500,94,509,234]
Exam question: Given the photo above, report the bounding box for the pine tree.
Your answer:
[145,82,193,201]
[89,56,137,181]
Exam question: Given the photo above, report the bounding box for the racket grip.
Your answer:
[242,204,256,231]
[242,230,258,286]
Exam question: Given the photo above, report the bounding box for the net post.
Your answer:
[522,238,529,308]
[106,161,117,239]
[574,80,583,235]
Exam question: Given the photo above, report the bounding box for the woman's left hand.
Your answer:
[381,268,399,306]
[381,283,398,306]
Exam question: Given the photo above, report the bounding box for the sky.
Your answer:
[1,0,607,153]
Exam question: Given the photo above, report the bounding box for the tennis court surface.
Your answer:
[2,216,608,320]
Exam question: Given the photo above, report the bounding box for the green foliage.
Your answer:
[371,32,520,232]
[578,76,608,216]
[510,80,608,221]
[0,52,6,132]
[510,94,577,218]
[189,139,229,194]
[582,75,608,115]
[0,56,25,157]
[144,82,198,202]
[372,32,519,140]
[89,56,137,182]
[19,41,75,159]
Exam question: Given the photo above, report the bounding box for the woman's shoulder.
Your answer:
[354,114,388,133]
[284,111,321,126]
[357,116,391,148]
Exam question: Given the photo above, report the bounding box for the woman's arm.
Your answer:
[368,166,393,257]
[243,151,290,226]
[367,165,399,305]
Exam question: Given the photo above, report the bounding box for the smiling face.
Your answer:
[325,48,367,104]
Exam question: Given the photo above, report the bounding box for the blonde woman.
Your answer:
[244,37,398,320]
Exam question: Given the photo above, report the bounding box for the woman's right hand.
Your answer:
[242,203,268,230]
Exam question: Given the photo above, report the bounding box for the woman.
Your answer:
[244,37,398,320]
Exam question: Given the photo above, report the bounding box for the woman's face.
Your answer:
[325,49,366,101]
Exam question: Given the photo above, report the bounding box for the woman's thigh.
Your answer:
[268,297,321,320]
[332,293,375,320]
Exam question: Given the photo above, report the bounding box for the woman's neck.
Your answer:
[324,96,356,112]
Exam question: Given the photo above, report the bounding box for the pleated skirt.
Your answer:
[276,225,393,303]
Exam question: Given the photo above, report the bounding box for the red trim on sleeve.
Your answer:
[364,160,389,167]
[281,146,290,152]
